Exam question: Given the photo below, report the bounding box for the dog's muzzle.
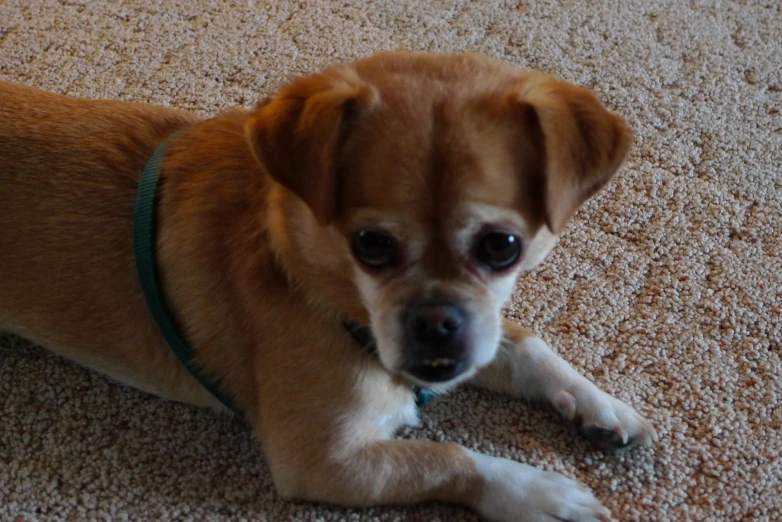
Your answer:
[401,300,470,383]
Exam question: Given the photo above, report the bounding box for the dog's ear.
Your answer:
[506,77,632,233]
[246,67,378,225]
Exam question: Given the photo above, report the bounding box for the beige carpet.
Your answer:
[1,1,781,520]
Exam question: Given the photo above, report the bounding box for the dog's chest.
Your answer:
[374,396,421,437]
[350,368,423,440]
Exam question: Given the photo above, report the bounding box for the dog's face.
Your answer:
[248,52,631,390]
[339,203,557,391]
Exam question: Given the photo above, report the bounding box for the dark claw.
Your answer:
[580,426,633,451]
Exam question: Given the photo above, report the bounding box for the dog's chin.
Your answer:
[398,365,478,394]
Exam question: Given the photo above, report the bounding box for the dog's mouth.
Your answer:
[403,357,468,384]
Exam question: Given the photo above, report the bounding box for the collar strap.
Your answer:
[134,131,241,414]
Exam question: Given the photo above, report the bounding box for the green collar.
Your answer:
[133,131,241,414]
[134,132,432,415]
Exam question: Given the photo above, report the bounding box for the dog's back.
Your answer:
[0,82,197,367]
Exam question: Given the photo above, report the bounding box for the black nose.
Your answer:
[406,303,465,344]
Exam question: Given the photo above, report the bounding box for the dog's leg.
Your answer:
[471,320,657,450]
[269,437,610,522]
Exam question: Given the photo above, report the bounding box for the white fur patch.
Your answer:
[375,396,421,434]
[331,368,420,464]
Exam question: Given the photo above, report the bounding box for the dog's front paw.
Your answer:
[469,451,611,522]
[552,384,658,451]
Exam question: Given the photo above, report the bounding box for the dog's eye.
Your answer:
[475,233,522,271]
[351,230,398,269]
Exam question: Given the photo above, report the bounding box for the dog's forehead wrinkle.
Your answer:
[429,102,492,224]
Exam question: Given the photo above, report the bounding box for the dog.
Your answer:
[0,52,656,521]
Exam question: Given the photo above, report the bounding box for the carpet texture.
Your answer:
[1,1,781,521]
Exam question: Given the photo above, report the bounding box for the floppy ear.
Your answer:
[246,67,378,225]
[511,76,633,233]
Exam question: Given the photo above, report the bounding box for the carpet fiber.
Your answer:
[1,1,780,521]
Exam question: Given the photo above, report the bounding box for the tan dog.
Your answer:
[0,52,656,521]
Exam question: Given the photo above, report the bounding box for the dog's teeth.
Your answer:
[422,358,456,368]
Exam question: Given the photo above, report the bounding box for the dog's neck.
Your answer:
[150,113,277,416]
[135,128,244,414]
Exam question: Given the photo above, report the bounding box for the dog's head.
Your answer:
[246,52,631,391]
